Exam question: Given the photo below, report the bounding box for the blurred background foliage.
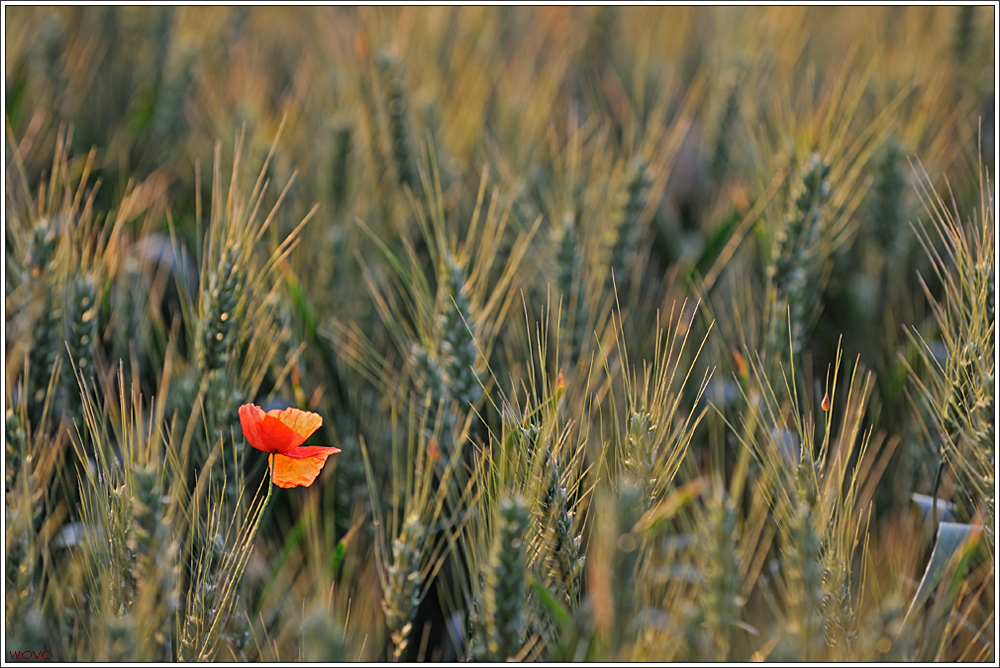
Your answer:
[4,5,995,662]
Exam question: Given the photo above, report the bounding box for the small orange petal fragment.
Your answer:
[732,349,748,382]
[354,30,369,61]
[427,438,441,462]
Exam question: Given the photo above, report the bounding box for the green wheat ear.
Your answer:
[767,153,832,360]
[439,251,481,410]
[869,138,906,254]
[553,211,587,358]
[410,341,447,405]
[377,51,418,190]
[329,121,354,216]
[23,218,63,426]
[823,550,858,661]
[200,243,243,375]
[26,218,58,278]
[540,458,585,609]
[485,494,530,662]
[62,275,97,419]
[28,286,62,427]
[382,512,425,661]
[612,481,642,650]
[608,156,652,300]
[710,73,742,187]
[775,500,826,662]
[699,492,742,661]
[624,408,657,513]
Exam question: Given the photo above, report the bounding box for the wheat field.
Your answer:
[3,6,996,662]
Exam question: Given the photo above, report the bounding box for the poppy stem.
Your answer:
[243,457,275,554]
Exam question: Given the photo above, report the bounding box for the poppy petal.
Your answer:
[270,448,339,488]
[282,445,342,459]
[268,407,323,450]
[239,404,273,452]
[239,404,323,454]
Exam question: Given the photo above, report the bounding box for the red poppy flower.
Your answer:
[238,404,341,489]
